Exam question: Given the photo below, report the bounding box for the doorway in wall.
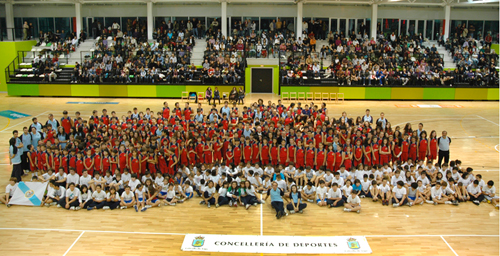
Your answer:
[251,68,273,93]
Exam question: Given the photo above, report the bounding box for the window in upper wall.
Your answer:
[39,17,55,34]
[55,17,71,35]
[467,20,484,40]
[484,20,499,43]
[330,18,338,33]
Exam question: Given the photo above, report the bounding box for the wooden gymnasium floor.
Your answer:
[0,93,498,256]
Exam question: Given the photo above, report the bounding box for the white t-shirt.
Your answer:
[121,191,135,202]
[129,179,141,191]
[303,185,316,195]
[467,184,481,195]
[327,187,342,199]
[65,188,81,200]
[205,186,216,197]
[135,187,146,199]
[332,177,344,187]
[347,195,361,205]
[342,185,353,196]
[361,180,371,191]
[391,175,405,187]
[122,173,132,183]
[5,183,17,196]
[55,172,67,181]
[155,176,164,186]
[324,173,334,183]
[417,176,430,187]
[79,192,91,203]
[431,186,443,200]
[141,175,153,184]
[92,190,107,201]
[106,192,121,201]
[378,184,391,193]
[392,186,407,199]
[66,173,80,185]
[355,170,365,181]
[79,174,92,187]
[42,172,55,181]
[276,179,287,191]
[316,186,328,200]
[483,185,496,195]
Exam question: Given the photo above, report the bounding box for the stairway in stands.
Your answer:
[24,39,96,66]
[422,40,455,69]
[191,38,206,66]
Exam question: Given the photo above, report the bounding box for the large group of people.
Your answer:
[2,99,498,217]
[278,29,459,86]
[443,32,499,87]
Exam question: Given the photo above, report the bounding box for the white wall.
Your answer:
[304,4,371,18]
[3,3,499,22]
[227,4,295,17]
[378,6,444,20]
[13,4,75,17]
[82,4,147,17]
[451,7,500,20]
[153,3,220,17]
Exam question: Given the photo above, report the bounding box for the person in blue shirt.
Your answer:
[352,179,362,197]
[286,185,307,214]
[9,136,23,182]
[263,181,287,219]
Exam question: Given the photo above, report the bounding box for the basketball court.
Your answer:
[0,93,497,256]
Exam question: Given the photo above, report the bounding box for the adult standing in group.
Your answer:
[9,130,23,182]
[437,131,451,167]
[19,127,32,173]
[362,109,373,124]
[30,117,42,133]
[263,181,287,219]
[376,112,388,130]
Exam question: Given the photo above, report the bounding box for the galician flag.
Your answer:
[9,181,48,206]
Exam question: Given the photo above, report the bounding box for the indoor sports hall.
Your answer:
[0,1,498,256]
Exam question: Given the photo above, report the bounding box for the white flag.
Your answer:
[9,181,48,206]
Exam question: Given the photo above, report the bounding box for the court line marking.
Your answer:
[260,194,263,236]
[63,231,85,256]
[0,227,186,236]
[0,111,50,133]
[476,115,500,126]
[0,117,11,132]
[495,145,499,152]
[0,227,497,238]
[394,118,480,127]
[440,235,459,256]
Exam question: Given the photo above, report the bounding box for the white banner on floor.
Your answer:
[181,234,372,254]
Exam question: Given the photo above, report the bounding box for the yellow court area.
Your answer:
[0,93,498,256]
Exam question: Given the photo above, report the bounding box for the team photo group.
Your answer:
[3,99,499,219]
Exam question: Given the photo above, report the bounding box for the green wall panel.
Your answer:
[391,88,424,99]
[0,40,36,91]
[7,83,39,96]
[39,84,71,96]
[338,87,365,99]
[246,66,279,95]
[455,88,488,100]
[127,85,157,97]
[157,85,185,98]
[99,85,128,97]
[71,84,100,97]
[309,87,339,93]
[492,44,499,55]
[487,88,499,100]
[365,87,392,99]
[423,88,455,100]
[245,68,251,94]
[280,86,311,94]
